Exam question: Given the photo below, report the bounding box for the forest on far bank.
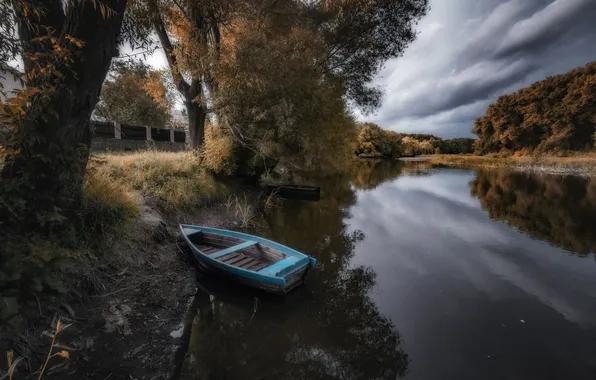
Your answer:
[353,123,475,158]
[474,61,596,155]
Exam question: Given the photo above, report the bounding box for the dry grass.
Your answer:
[81,167,140,243]
[225,193,257,228]
[94,150,228,209]
[429,153,596,176]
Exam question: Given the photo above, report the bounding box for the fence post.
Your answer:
[169,129,175,143]
[114,122,121,139]
[146,126,152,141]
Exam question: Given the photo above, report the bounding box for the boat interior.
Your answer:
[186,230,286,272]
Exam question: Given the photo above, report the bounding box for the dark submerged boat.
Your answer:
[265,184,321,201]
[180,225,317,294]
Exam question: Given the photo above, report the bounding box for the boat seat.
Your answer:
[210,240,259,259]
[258,256,303,276]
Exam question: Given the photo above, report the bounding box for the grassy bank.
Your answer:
[93,150,228,209]
[1,150,238,379]
[428,153,596,176]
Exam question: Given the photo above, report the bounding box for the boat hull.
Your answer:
[187,243,310,295]
[191,253,309,294]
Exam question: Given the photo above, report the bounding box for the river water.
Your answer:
[180,161,596,380]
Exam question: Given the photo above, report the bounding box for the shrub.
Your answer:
[200,125,237,175]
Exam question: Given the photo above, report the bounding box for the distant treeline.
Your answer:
[354,123,475,158]
[474,62,596,154]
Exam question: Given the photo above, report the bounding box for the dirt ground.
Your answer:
[2,201,234,380]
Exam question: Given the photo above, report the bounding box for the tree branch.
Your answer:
[147,0,190,98]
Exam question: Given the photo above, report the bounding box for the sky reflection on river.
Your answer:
[349,167,596,379]
[181,162,596,380]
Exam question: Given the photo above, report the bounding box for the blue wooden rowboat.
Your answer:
[179,225,317,294]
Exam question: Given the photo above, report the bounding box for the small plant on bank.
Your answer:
[2,319,70,380]
[37,319,70,379]
[225,193,257,228]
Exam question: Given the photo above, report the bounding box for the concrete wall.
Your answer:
[90,121,187,152]
[91,138,186,152]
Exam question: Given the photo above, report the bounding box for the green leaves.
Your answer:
[94,60,172,128]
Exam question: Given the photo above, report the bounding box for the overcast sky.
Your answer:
[362,0,596,138]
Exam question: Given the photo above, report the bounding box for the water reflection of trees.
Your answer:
[351,159,431,190]
[181,166,410,379]
[470,169,596,256]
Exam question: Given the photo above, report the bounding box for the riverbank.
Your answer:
[1,150,258,379]
[428,153,596,176]
[42,202,243,380]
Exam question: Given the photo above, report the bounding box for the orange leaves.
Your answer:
[57,350,70,359]
[64,34,85,49]
[90,0,114,19]
[142,71,170,108]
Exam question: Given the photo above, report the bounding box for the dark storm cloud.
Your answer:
[495,0,596,59]
[366,0,596,137]
[387,59,540,119]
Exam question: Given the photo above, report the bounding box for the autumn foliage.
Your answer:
[474,62,596,155]
[354,123,402,158]
[471,169,596,255]
[354,123,475,158]
[95,60,172,128]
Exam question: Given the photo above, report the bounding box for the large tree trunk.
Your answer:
[186,100,206,149]
[0,0,127,231]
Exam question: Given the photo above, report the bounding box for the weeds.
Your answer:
[4,350,25,380]
[262,188,280,211]
[0,165,140,321]
[225,193,257,228]
[37,319,70,379]
[2,319,70,380]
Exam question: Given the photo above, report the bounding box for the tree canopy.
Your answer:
[94,60,172,128]
[474,61,596,154]
[141,0,428,164]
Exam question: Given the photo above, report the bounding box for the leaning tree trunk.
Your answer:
[149,0,208,150]
[0,0,127,231]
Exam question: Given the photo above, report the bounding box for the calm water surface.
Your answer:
[181,161,596,380]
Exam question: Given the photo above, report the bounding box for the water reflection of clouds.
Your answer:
[348,171,596,329]
[352,174,510,246]
[384,169,481,209]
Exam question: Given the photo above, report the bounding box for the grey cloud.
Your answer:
[495,0,596,59]
[386,58,538,119]
[366,0,596,138]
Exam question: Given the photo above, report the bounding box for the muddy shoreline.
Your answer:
[2,200,241,380]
